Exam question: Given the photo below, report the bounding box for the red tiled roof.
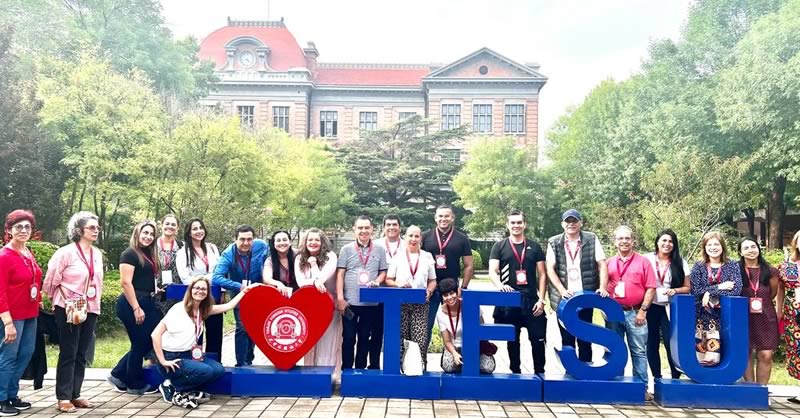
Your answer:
[198,24,307,71]
[315,66,430,87]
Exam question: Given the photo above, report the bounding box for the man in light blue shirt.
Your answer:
[212,225,269,367]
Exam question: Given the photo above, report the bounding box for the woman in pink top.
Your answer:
[0,210,42,416]
[43,212,103,413]
[295,228,341,375]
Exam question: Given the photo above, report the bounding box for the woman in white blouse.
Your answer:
[175,218,222,357]
[385,225,437,371]
[295,228,341,373]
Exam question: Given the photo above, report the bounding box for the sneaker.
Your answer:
[0,401,19,417]
[7,399,29,411]
[106,375,127,393]
[171,393,198,409]
[159,382,175,403]
[188,391,210,404]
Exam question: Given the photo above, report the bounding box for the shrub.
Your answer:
[28,240,60,274]
[461,249,484,271]
[97,270,124,337]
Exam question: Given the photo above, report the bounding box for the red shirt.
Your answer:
[606,252,657,307]
[0,246,43,320]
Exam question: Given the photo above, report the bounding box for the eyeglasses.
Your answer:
[12,224,32,232]
[191,287,208,293]
[84,225,102,232]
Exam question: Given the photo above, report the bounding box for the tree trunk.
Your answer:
[767,175,787,249]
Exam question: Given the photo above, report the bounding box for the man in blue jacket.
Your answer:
[212,225,269,366]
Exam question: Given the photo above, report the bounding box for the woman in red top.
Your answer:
[0,210,42,417]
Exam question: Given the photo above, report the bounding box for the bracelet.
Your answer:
[3,321,11,327]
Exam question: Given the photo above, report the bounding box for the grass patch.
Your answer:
[46,331,130,369]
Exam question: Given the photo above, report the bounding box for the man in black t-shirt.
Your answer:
[489,210,547,374]
[421,204,473,350]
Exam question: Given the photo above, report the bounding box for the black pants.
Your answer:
[647,304,681,379]
[494,305,547,374]
[111,294,162,390]
[342,305,383,370]
[53,308,98,400]
[558,308,594,363]
[204,314,223,357]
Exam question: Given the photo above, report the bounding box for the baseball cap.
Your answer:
[561,209,582,222]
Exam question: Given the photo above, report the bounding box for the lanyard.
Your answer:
[616,254,634,281]
[194,310,204,343]
[446,304,460,337]
[279,261,290,285]
[406,249,420,278]
[385,240,400,259]
[707,264,722,285]
[655,258,670,285]
[236,252,252,280]
[509,238,527,267]
[10,246,37,281]
[436,228,455,255]
[75,243,95,280]
[158,238,175,268]
[746,266,760,294]
[357,241,373,269]
[142,252,157,276]
[565,240,581,264]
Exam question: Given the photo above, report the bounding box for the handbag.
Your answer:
[401,339,423,376]
[479,340,498,356]
[59,273,91,325]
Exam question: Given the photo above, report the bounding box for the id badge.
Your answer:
[29,284,38,301]
[516,270,528,285]
[161,270,173,285]
[191,344,204,361]
[567,267,580,281]
[614,281,625,298]
[655,287,669,303]
[87,285,97,299]
[358,271,370,285]
[749,297,764,314]
[435,254,447,269]
[241,279,250,288]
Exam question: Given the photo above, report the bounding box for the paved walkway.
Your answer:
[15,378,800,417]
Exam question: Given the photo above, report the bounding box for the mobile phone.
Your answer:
[343,307,355,320]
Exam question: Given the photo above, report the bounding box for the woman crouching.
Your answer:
[151,276,260,409]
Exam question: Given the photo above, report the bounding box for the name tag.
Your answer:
[567,267,580,281]
[191,344,204,361]
[655,287,669,303]
[87,285,97,299]
[241,279,250,288]
[435,254,447,269]
[516,270,527,285]
[614,282,625,298]
[358,271,370,285]
[749,297,763,314]
[161,270,173,285]
[30,284,38,301]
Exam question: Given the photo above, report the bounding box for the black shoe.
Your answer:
[7,399,29,411]
[788,397,800,405]
[171,393,198,409]
[0,401,19,417]
[159,382,175,403]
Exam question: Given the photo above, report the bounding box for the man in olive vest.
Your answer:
[546,209,609,363]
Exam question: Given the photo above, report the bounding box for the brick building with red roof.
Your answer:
[199,18,547,160]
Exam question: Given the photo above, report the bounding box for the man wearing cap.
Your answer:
[546,209,609,363]
[605,225,656,399]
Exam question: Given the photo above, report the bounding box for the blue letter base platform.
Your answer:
[542,374,645,405]
[143,364,333,398]
[654,378,769,410]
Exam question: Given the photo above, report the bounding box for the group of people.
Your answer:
[1,206,800,414]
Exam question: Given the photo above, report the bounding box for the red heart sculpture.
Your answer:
[239,285,334,370]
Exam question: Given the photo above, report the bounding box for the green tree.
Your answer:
[715,0,800,248]
[453,138,562,240]
[335,116,467,228]
[36,53,167,250]
[0,25,68,236]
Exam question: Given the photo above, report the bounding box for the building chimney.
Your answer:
[303,41,319,77]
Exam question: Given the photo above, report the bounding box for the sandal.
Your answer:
[71,399,94,408]
[57,400,77,413]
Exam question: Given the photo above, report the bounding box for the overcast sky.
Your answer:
[161,0,693,149]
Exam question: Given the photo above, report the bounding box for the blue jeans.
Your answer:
[0,318,37,400]
[112,294,162,390]
[233,306,254,367]
[426,288,443,351]
[158,351,225,392]
[607,309,649,382]
[646,304,681,379]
